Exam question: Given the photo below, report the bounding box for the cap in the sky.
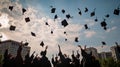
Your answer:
[113,7,120,15]
[84,24,89,29]
[9,25,16,31]
[31,32,36,37]
[25,17,30,22]
[61,19,68,27]
[9,6,13,11]
[75,37,79,42]
[62,9,65,14]
[85,7,88,12]
[22,8,26,15]
[95,17,98,22]
[102,41,106,45]
[24,42,29,46]
[54,14,58,21]
[66,14,72,19]
[50,6,56,13]
[105,14,110,18]
[78,8,82,15]
[40,41,44,47]
[90,8,96,17]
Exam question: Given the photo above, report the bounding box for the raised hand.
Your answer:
[45,45,48,50]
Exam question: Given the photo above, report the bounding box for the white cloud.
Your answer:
[84,30,96,38]
[106,26,117,33]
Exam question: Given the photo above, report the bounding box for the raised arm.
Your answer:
[58,45,61,52]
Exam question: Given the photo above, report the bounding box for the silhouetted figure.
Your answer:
[24,51,35,67]
[14,43,23,67]
[116,42,120,53]
[58,45,71,67]
[40,46,51,67]
[71,50,81,67]
[78,45,100,67]
[3,49,9,67]
[52,54,59,67]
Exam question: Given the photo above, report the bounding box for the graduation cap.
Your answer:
[78,8,82,15]
[95,17,98,22]
[66,14,73,19]
[54,14,58,21]
[40,41,44,47]
[45,22,49,25]
[90,8,96,17]
[105,14,110,18]
[24,42,29,46]
[31,32,36,37]
[113,7,120,15]
[9,6,13,11]
[50,6,56,13]
[22,8,26,15]
[85,7,88,12]
[25,17,30,22]
[102,41,106,45]
[64,31,66,34]
[61,19,68,27]
[51,30,53,34]
[65,38,67,41]
[75,37,79,42]
[9,25,16,31]
[100,19,107,30]
[84,24,89,29]
[62,9,65,14]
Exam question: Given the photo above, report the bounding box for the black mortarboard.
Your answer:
[54,14,58,21]
[51,7,56,13]
[9,6,13,11]
[95,17,98,22]
[85,7,88,12]
[9,25,16,31]
[40,41,44,47]
[22,8,26,15]
[84,24,89,29]
[24,42,29,46]
[62,9,65,14]
[65,38,67,41]
[102,41,106,45]
[100,19,107,30]
[90,8,96,17]
[25,17,30,22]
[64,31,66,34]
[31,32,36,37]
[45,22,49,25]
[75,37,79,42]
[66,14,72,19]
[61,19,68,27]
[78,8,82,15]
[114,7,120,15]
[51,30,53,34]
[105,14,110,18]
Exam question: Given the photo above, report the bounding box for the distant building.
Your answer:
[98,52,112,59]
[0,40,31,60]
[111,45,120,61]
[86,47,99,59]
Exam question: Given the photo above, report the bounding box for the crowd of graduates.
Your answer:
[2,42,101,67]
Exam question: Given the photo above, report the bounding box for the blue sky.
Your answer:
[0,0,120,58]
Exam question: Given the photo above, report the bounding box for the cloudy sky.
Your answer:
[0,0,120,59]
